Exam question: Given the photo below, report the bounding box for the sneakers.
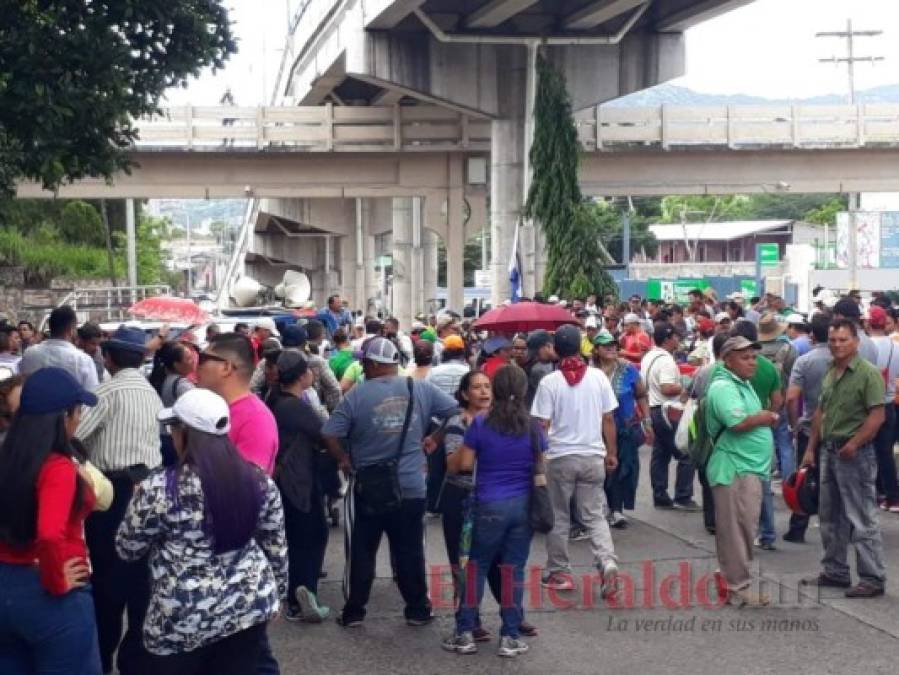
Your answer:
[541,573,575,591]
[727,589,770,608]
[880,500,899,513]
[519,621,538,637]
[336,615,364,628]
[472,626,492,642]
[609,511,628,529]
[654,497,675,509]
[599,561,620,600]
[442,632,478,655]
[497,636,530,658]
[569,526,590,541]
[295,586,329,623]
[406,614,434,627]
[800,573,851,589]
[673,499,702,512]
[754,538,777,551]
[845,582,885,598]
[284,605,304,623]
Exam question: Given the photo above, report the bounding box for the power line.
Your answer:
[815,18,884,104]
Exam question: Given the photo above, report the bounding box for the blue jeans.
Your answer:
[456,494,532,638]
[0,563,101,675]
[758,479,776,545]
[773,415,795,480]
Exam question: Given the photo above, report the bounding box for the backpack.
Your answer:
[686,398,724,469]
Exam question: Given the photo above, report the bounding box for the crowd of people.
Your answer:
[0,284,897,671]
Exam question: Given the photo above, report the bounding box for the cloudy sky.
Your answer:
[165,0,899,106]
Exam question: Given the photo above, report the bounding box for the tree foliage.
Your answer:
[0,1,236,195]
[525,55,615,300]
[658,193,848,225]
[60,201,105,247]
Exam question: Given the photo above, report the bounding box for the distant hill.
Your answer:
[606,82,899,107]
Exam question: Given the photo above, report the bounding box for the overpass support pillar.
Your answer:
[423,229,440,313]
[491,47,527,307]
[342,198,377,314]
[392,197,416,328]
[447,156,467,312]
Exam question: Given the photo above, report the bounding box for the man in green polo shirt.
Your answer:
[705,336,779,607]
[800,318,887,598]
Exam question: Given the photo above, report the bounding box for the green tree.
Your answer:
[0,1,236,196]
[803,196,847,226]
[59,201,104,247]
[525,55,615,300]
[585,199,658,263]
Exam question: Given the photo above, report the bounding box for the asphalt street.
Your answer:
[269,446,899,674]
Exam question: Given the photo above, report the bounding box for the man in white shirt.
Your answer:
[19,305,99,390]
[641,322,699,511]
[532,325,620,598]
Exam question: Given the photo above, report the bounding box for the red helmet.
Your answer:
[783,466,819,516]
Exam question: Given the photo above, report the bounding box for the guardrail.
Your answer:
[577,103,899,150]
[135,104,491,152]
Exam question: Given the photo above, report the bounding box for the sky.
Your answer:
[166,0,899,106]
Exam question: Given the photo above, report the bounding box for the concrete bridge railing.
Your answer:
[136,104,491,152]
[134,103,899,154]
[577,103,899,151]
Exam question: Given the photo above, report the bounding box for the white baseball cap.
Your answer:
[715,312,731,323]
[253,317,280,337]
[622,313,641,324]
[158,388,231,436]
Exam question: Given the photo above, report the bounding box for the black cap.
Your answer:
[833,297,861,319]
[554,325,582,358]
[277,350,309,384]
[526,329,552,352]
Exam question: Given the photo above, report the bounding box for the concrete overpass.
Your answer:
[18,101,899,316]
[278,0,760,320]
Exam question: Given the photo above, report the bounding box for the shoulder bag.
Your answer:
[352,377,415,517]
[528,424,554,534]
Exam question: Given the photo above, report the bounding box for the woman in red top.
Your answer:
[0,367,102,675]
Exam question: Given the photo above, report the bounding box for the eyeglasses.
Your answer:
[198,352,230,367]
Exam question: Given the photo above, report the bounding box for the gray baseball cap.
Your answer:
[720,336,760,358]
[356,336,400,364]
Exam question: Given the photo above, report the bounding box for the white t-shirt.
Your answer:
[531,367,618,458]
[641,346,680,407]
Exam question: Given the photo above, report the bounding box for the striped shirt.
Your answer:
[76,368,163,472]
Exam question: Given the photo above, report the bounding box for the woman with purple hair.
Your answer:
[116,388,288,674]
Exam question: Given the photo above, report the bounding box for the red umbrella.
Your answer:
[473,301,581,333]
[129,296,210,324]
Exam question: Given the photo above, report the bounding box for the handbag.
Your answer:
[528,425,554,534]
[352,377,415,517]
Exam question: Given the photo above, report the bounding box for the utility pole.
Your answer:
[816,19,883,104]
[816,19,884,290]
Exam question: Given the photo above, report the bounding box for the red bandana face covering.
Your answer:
[559,356,587,386]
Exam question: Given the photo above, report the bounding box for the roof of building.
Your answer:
[649,220,794,242]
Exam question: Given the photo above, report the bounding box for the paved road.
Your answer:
[269,447,899,674]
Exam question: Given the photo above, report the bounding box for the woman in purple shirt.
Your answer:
[442,366,545,659]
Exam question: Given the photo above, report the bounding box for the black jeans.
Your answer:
[874,402,899,502]
[85,474,151,675]
[283,488,329,601]
[697,466,715,529]
[342,495,431,622]
[649,407,695,503]
[141,623,264,675]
